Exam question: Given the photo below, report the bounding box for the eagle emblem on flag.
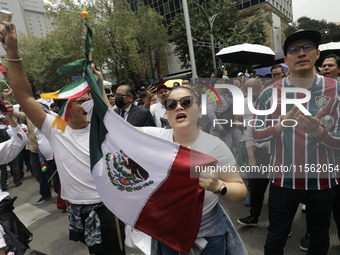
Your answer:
[105,150,154,192]
[315,94,331,108]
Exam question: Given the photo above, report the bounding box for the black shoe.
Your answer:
[15,182,22,187]
[237,215,258,226]
[299,233,310,252]
[36,195,52,205]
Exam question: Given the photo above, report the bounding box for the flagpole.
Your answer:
[81,8,123,251]
[2,80,11,90]
[81,9,92,61]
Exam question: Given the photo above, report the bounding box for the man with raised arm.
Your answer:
[0,24,125,255]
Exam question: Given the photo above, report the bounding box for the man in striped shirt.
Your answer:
[254,30,340,255]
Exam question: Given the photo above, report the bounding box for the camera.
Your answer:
[0,10,13,25]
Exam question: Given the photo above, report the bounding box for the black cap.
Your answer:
[284,30,321,56]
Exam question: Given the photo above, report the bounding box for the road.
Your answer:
[5,171,340,255]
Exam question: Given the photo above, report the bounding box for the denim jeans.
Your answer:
[160,235,226,255]
[265,183,335,255]
[30,152,51,198]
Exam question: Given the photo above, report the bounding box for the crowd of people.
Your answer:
[0,21,339,255]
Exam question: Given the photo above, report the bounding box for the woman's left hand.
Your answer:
[199,171,221,193]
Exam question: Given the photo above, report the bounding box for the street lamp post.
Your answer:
[194,2,223,75]
[182,0,198,79]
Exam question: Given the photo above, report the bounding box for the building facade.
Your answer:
[0,0,52,37]
[128,0,293,80]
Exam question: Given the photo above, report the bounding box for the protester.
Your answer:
[254,30,340,255]
[108,94,116,108]
[173,82,180,87]
[49,102,59,113]
[270,64,285,79]
[114,85,155,127]
[320,54,340,80]
[4,89,52,205]
[136,86,247,254]
[181,79,190,88]
[297,54,340,250]
[0,117,22,190]
[144,84,169,127]
[237,78,271,225]
[0,23,125,255]
[0,101,28,255]
[207,78,233,149]
[0,102,27,169]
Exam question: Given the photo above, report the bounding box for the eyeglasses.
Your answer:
[182,82,189,85]
[165,96,193,111]
[73,98,91,105]
[287,43,317,55]
[116,93,130,98]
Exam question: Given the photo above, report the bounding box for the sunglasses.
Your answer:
[287,43,316,55]
[165,96,193,111]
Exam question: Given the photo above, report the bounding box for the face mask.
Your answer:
[115,96,127,109]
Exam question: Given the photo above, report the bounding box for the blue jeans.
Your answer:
[160,235,226,255]
[30,152,51,198]
[265,183,335,255]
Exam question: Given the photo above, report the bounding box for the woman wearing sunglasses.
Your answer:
[137,86,247,254]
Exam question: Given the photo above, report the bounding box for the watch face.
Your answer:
[220,186,227,196]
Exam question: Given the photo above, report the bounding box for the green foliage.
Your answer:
[170,0,269,77]
[11,0,168,92]
[284,16,340,44]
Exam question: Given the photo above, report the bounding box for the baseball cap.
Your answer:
[237,72,244,76]
[156,84,168,93]
[284,30,321,56]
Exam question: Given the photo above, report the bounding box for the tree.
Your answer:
[47,0,168,87]
[170,0,269,77]
[285,16,340,44]
[5,0,169,93]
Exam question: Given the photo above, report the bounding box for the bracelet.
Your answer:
[7,58,22,62]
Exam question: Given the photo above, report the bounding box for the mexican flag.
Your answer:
[40,77,90,100]
[56,17,218,254]
[0,63,7,79]
[86,66,218,254]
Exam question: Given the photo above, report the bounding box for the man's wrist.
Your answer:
[6,51,20,59]
[274,123,285,133]
[310,126,324,138]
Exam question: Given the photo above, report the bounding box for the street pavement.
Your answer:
[5,170,340,255]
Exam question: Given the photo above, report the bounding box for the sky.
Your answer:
[292,0,339,23]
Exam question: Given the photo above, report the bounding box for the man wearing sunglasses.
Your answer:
[253,30,340,255]
[114,85,155,127]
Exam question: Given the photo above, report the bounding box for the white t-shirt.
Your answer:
[0,125,27,165]
[41,114,101,204]
[150,103,166,127]
[142,127,236,215]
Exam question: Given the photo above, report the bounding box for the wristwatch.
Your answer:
[213,182,227,196]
